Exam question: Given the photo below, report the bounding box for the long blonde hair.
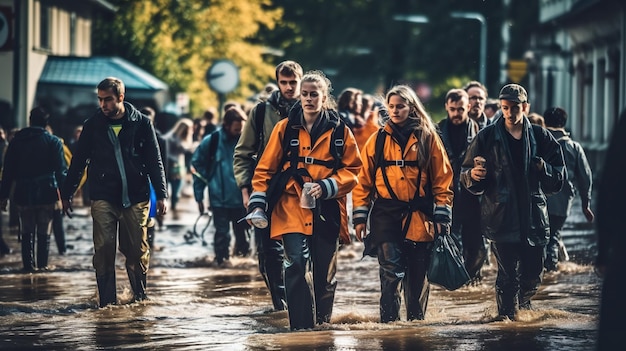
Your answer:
[384,85,437,168]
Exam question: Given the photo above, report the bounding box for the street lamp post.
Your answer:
[450,11,487,84]
[393,12,487,84]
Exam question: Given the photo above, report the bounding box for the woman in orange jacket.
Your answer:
[249,70,362,330]
[352,85,454,323]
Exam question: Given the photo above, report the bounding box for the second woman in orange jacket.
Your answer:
[249,70,362,330]
[352,85,454,323]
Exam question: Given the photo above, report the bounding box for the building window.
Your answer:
[39,3,50,50]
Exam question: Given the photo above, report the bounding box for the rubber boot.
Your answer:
[378,242,403,323]
[128,269,148,302]
[52,209,66,255]
[96,272,117,307]
[496,288,518,320]
[545,238,559,272]
[36,232,51,269]
[21,232,35,272]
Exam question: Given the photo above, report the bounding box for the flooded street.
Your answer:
[0,194,602,350]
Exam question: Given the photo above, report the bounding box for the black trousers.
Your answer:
[255,226,286,310]
[211,207,249,263]
[491,242,545,318]
[377,240,431,322]
[282,233,338,330]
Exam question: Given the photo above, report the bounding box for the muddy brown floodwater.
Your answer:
[0,196,602,350]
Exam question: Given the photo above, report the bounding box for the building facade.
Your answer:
[0,0,170,141]
[528,0,625,172]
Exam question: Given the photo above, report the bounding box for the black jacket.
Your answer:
[438,118,479,193]
[0,126,66,206]
[460,117,565,246]
[61,102,167,207]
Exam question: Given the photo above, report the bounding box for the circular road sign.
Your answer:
[206,59,239,94]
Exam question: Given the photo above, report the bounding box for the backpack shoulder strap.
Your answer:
[255,101,267,151]
[329,118,346,171]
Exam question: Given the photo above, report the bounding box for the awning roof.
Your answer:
[39,56,169,92]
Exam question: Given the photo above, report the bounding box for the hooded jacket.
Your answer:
[460,117,566,246]
[233,90,295,192]
[0,126,66,206]
[545,128,593,217]
[61,102,167,207]
[249,104,362,240]
[191,128,243,208]
[352,123,454,243]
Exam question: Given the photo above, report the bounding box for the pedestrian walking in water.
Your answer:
[248,70,362,330]
[437,88,483,282]
[0,107,67,271]
[162,118,194,220]
[353,84,453,323]
[192,106,251,267]
[460,84,566,320]
[61,77,167,307]
[233,60,303,311]
[595,108,626,351]
[543,107,594,271]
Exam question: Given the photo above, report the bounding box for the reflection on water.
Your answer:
[0,199,601,350]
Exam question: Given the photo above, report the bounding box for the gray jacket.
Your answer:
[545,128,593,217]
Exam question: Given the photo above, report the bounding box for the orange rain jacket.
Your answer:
[352,123,454,242]
[251,112,362,240]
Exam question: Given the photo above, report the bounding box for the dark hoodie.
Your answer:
[0,126,66,206]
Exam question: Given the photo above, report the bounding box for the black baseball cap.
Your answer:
[498,84,528,103]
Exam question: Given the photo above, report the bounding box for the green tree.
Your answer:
[93,0,282,116]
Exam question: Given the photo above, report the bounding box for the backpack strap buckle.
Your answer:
[395,160,405,167]
[304,156,314,164]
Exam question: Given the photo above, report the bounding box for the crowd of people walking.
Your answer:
[0,61,619,348]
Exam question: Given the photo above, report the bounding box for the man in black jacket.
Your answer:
[460,84,565,320]
[0,107,66,271]
[61,77,167,307]
[438,89,484,282]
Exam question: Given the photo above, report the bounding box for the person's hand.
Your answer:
[62,199,73,218]
[355,223,366,242]
[339,229,351,245]
[471,156,487,181]
[241,188,250,209]
[0,199,8,212]
[156,199,167,217]
[308,182,323,199]
[470,167,487,181]
[197,201,205,214]
[532,156,545,172]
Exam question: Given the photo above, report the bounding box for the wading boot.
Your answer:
[21,233,35,272]
[96,272,117,307]
[128,270,148,302]
[36,233,51,270]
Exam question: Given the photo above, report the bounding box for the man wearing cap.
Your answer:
[459,83,566,320]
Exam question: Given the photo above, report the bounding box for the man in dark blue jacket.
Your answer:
[0,106,66,271]
[460,84,566,320]
[61,77,167,307]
